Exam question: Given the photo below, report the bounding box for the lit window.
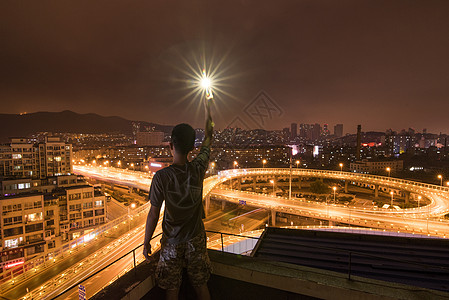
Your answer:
[26,212,43,222]
[5,237,23,248]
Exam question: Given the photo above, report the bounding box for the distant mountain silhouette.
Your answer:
[0,110,173,143]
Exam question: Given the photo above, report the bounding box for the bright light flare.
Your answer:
[200,69,213,100]
[200,77,211,90]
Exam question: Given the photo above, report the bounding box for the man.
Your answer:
[143,101,213,300]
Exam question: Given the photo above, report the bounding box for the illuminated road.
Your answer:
[211,188,449,237]
[48,222,160,300]
[17,165,445,299]
[74,165,449,218]
[74,165,449,233]
[212,168,449,217]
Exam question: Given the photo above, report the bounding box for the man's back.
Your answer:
[143,103,213,299]
[149,146,210,244]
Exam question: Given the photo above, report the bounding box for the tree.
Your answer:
[310,180,330,195]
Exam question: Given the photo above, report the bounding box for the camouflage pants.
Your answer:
[156,232,211,290]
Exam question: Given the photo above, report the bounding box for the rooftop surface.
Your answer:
[253,227,449,292]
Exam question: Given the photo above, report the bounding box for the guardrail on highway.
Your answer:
[218,168,449,192]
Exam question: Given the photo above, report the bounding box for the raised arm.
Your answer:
[202,100,213,148]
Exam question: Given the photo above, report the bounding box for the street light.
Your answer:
[233,161,238,169]
[270,179,275,196]
[417,195,422,208]
[332,186,337,203]
[128,203,136,231]
[437,174,443,186]
[262,159,267,168]
[339,163,343,172]
[390,191,394,207]
[386,167,391,177]
[296,160,300,168]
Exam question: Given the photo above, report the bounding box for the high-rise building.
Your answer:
[0,137,72,179]
[323,124,330,136]
[384,132,413,156]
[356,125,362,160]
[290,123,297,139]
[136,131,164,146]
[299,124,309,138]
[282,128,290,139]
[334,124,343,137]
[312,124,321,141]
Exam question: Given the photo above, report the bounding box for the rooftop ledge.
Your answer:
[92,249,449,300]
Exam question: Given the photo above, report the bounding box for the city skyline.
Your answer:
[1,1,449,133]
[1,109,446,137]
[1,2,449,298]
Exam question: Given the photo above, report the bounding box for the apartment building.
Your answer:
[0,137,72,179]
[0,175,105,270]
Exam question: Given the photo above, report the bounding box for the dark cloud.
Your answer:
[1,0,448,134]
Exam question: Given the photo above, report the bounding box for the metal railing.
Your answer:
[43,230,261,300]
[45,232,162,300]
[46,228,449,300]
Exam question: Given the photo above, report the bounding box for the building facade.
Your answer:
[350,159,403,174]
[136,131,164,146]
[0,175,105,270]
[0,137,72,179]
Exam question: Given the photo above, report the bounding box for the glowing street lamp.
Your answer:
[117,161,121,167]
[296,160,300,168]
[233,161,238,169]
[270,179,275,195]
[339,163,343,172]
[437,174,443,186]
[332,186,337,203]
[262,159,267,168]
[386,167,391,177]
[390,191,394,207]
[417,195,422,208]
[128,203,136,231]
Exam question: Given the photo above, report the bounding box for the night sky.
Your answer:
[1,1,449,134]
